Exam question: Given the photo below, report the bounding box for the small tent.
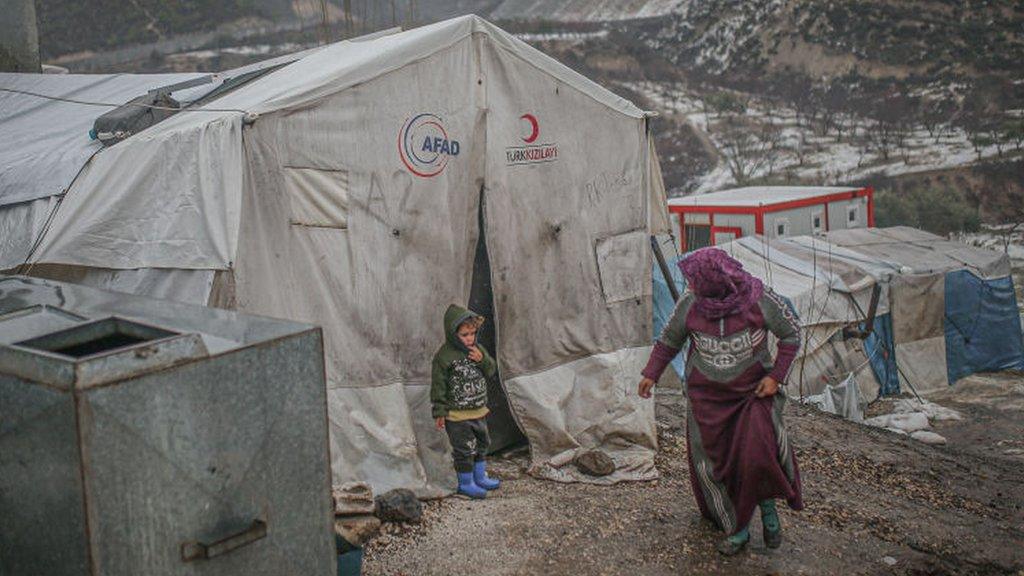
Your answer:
[0,16,671,496]
[654,227,1024,400]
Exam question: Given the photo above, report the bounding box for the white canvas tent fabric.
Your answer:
[4,16,669,495]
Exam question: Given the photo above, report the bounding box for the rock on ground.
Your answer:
[334,481,376,515]
[335,515,382,547]
[909,430,947,445]
[574,449,616,477]
[374,488,423,523]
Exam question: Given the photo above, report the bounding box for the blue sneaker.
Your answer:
[457,471,487,499]
[473,460,501,491]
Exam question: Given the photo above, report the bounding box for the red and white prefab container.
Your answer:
[667,185,875,252]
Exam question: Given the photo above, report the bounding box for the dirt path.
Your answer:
[363,378,1024,576]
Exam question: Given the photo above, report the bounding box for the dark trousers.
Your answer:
[445,417,490,473]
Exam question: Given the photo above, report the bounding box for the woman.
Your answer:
[639,248,803,555]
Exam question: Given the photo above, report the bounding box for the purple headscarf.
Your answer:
[679,248,764,319]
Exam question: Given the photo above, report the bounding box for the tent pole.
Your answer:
[651,235,679,303]
[848,293,924,403]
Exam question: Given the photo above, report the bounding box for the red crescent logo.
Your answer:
[521,114,539,143]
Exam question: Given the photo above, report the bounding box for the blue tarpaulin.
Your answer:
[866,271,1024,397]
[864,313,899,396]
[944,270,1024,382]
[652,253,686,379]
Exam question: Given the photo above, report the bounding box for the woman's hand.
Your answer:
[638,377,656,399]
[468,346,483,362]
[435,417,446,430]
[755,376,779,398]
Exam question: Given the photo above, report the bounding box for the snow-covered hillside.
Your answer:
[491,0,686,22]
[630,81,1015,195]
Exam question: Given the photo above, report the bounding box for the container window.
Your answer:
[811,210,824,234]
[775,218,790,238]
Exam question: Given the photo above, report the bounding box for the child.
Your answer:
[430,304,501,499]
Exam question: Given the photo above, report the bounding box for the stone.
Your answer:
[574,449,616,477]
[333,482,375,515]
[374,488,423,523]
[910,430,947,445]
[882,556,898,566]
[335,514,381,549]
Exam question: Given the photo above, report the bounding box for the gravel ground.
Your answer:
[363,374,1024,576]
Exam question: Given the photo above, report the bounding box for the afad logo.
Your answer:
[506,113,559,167]
[399,113,461,178]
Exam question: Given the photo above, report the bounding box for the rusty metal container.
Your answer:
[0,275,336,575]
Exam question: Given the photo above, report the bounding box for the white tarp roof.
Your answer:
[668,186,861,208]
[821,226,1010,279]
[0,43,335,211]
[0,72,205,207]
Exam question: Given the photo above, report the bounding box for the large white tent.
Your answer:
[0,16,671,496]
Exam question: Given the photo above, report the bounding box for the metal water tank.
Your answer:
[0,275,336,575]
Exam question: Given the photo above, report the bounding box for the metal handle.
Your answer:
[181,519,267,562]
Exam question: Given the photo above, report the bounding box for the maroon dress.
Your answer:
[643,289,803,535]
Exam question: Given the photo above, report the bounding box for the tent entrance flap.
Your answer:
[469,185,526,452]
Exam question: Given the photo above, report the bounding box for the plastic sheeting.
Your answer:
[24,265,215,306]
[30,113,244,269]
[804,374,864,422]
[944,270,1024,382]
[0,196,57,271]
[505,347,657,484]
[890,274,949,393]
[0,72,206,207]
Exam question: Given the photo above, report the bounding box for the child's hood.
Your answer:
[443,304,481,352]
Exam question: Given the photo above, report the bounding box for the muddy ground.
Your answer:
[363,374,1024,575]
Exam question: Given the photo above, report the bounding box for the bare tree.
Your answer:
[718,116,779,185]
[978,161,1024,252]
[866,94,915,163]
[961,111,994,160]
[1008,118,1024,151]
[919,98,954,143]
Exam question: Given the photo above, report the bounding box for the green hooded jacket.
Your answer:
[430,304,498,419]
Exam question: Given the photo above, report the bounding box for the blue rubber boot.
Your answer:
[473,460,501,491]
[456,471,487,499]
